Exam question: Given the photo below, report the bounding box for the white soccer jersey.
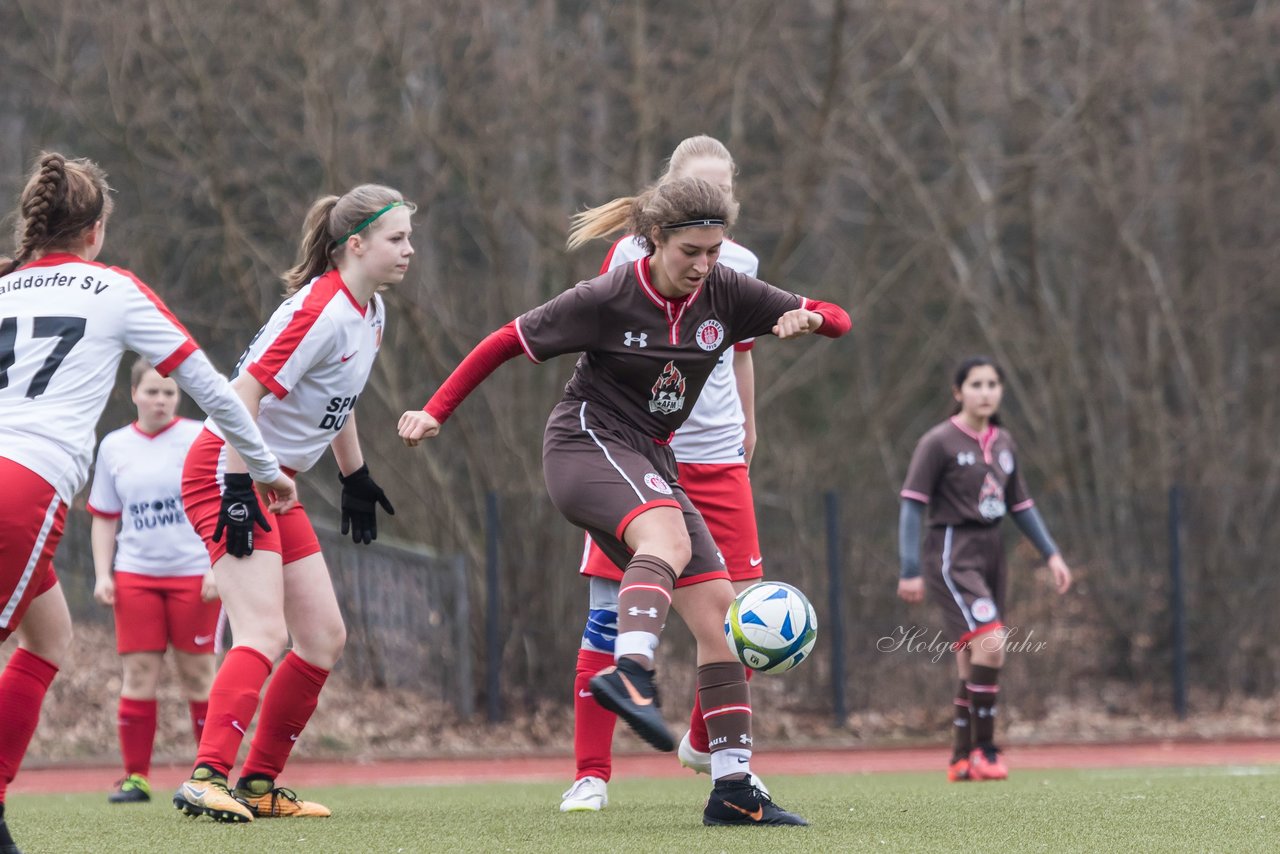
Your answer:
[87,418,209,577]
[600,236,759,464]
[210,269,384,473]
[0,254,203,502]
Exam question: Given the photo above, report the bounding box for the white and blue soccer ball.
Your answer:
[724,581,818,674]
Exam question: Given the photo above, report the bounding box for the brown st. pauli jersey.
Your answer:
[900,417,1035,527]
[515,257,807,439]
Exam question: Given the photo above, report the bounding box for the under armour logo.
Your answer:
[628,606,658,618]
[739,733,753,745]
[624,331,648,348]
[957,451,976,466]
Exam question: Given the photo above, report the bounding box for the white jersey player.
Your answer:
[174,184,412,824]
[0,152,291,854]
[87,361,223,805]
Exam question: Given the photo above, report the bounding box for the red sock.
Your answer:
[118,697,158,777]
[195,646,273,776]
[240,652,329,781]
[573,649,617,781]
[0,649,59,801]
[689,667,752,753]
[189,700,209,746]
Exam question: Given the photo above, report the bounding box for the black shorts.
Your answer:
[922,523,1006,645]
[542,400,729,586]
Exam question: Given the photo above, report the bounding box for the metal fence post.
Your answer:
[1170,484,1188,720]
[825,490,847,725]
[485,491,503,722]
[453,554,474,719]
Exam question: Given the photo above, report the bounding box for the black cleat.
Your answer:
[0,803,22,854]
[589,658,675,752]
[108,773,152,803]
[703,779,810,827]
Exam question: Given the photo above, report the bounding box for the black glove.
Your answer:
[340,463,394,544]
[212,472,272,558]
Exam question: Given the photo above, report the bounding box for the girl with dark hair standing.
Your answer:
[897,356,1072,782]
[400,175,850,826]
[173,184,410,824]
[0,152,293,854]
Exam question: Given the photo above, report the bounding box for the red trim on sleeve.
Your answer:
[1011,499,1035,512]
[248,271,341,390]
[423,322,524,423]
[247,362,289,399]
[118,268,201,374]
[598,239,624,275]
[733,340,755,352]
[804,298,852,338]
[900,490,931,504]
[86,503,122,519]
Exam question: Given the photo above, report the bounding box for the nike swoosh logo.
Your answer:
[340,351,357,362]
[194,634,214,645]
[736,757,750,764]
[749,556,763,567]
[181,783,204,801]
[231,720,246,735]
[617,671,652,707]
[726,801,764,821]
[289,734,299,741]
[578,690,593,698]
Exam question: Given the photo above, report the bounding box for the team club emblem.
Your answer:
[978,472,1007,520]
[643,472,673,495]
[971,597,998,623]
[695,319,725,351]
[999,449,1015,474]
[648,361,687,415]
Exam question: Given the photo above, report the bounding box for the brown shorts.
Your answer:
[922,523,1006,645]
[543,400,730,586]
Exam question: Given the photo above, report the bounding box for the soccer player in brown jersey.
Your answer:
[400,175,850,826]
[897,356,1072,782]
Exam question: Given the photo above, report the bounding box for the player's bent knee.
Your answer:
[582,608,618,654]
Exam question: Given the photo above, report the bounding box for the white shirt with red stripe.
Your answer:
[600,236,759,464]
[210,269,384,473]
[1,255,203,502]
[87,418,209,577]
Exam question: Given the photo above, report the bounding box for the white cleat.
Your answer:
[560,775,608,812]
[679,730,770,796]
[677,730,712,775]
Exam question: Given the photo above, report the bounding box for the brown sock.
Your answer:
[951,680,972,761]
[967,664,1001,747]
[698,661,752,781]
[614,554,677,666]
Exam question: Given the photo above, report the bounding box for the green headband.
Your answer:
[333,200,406,246]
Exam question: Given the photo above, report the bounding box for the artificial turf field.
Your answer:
[6,765,1277,853]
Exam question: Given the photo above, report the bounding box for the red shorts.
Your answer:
[113,572,220,654]
[182,428,321,566]
[0,458,66,641]
[579,460,763,583]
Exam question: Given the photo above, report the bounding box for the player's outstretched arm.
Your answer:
[398,410,441,446]
[772,300,851,340]
[401,321,525,447]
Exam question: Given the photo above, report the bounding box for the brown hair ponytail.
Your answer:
[2,152,112,276]
[567,176,737,254]
[281,184,415,295]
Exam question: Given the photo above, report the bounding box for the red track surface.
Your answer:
[12,740,1280,795]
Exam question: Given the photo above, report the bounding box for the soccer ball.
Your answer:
[724,581,818,674]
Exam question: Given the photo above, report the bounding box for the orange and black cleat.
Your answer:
[703,779,808,827]
[589,659,674,752]
[968,744,1009,781]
